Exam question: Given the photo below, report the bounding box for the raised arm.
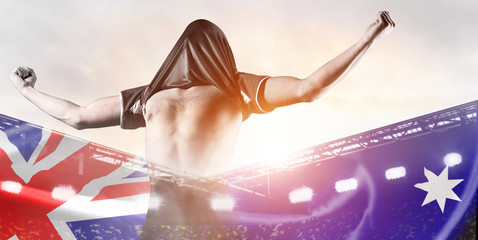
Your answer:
[10,67,121,130]
[262,11,395,108]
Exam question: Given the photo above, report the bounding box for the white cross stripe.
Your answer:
[48,156,149,239]
[0,128,88,183]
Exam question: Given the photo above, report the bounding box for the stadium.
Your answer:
[1,100,476,239]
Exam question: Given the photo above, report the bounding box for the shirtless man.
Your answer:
[10,11,395,237]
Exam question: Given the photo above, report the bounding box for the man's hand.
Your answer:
[10,66,37,92]
[364,11,395,43]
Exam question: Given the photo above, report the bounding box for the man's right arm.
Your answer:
[10,67,121,130]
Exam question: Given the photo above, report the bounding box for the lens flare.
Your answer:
[444,153,462,167]
[210,197,236,211]
[385,166,406,180]
[1,181,22,194]
[289,187,313,204]
[335,178,358,193]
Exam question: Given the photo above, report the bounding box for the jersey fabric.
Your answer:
[120,19,274,129]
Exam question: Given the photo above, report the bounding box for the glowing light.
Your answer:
[444,153,462,167]
[210,197,236,211]
[335,178,358,193]
[289,187,313,204]
[148,194,162,210]
[51,185,77,201]
[1,181,22,194]
[385,166,406,180]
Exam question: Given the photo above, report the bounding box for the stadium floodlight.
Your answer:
[385,166,406,180]
[444,153,462,167]
[335,178,358,193]
[210,197,236,211]
[51,185,77,201]
[289,187,313,204]
[1,181,22,194]
[148,194,162,210]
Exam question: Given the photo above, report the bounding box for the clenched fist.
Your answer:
[10,66,37,91]
[364,11,396,43]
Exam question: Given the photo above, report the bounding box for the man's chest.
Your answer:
[144,85,241,125]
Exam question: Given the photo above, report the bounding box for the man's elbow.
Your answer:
[65,109,88,130]
[71,121,87,130]
[66,117,87,130]
[301,91,321,103]
[299,79,325,103]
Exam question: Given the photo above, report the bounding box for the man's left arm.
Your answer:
[262,11,395,108]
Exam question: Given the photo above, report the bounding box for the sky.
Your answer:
[0,0,477,169]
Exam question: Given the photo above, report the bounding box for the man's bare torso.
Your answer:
[144,85,242,176]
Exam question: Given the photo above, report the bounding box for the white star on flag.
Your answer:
[414,166,463,213]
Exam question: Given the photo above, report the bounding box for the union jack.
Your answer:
[0,114,150,240]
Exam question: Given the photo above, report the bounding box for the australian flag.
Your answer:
[1,100,477,240]
[225,101,478,239]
